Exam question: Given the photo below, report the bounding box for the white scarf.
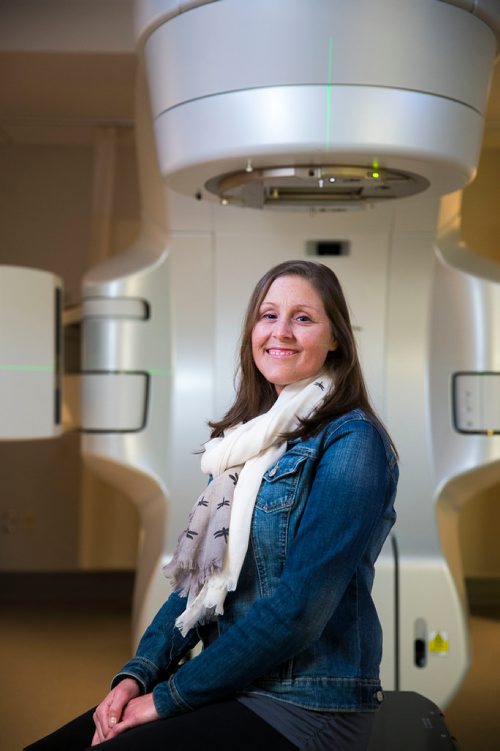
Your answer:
[165,372,333,635]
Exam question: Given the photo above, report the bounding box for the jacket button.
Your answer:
[268,464,278,477]
[374,690,384,703]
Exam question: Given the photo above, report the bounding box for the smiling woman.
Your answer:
[251,275,337,394]
[209,260,388,442]
[24,260,398,751]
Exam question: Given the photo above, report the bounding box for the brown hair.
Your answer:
[209,259,393,447]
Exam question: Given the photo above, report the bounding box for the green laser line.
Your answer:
[325,36,333,150]
[0,364,54,373]
[147,369,174,377]
[0,366,174,376]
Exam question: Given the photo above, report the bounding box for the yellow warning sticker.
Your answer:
[429,631,449,656]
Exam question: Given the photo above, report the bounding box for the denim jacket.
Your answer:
[113,408,398,716]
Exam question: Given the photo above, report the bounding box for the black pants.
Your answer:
[24,700,298,751]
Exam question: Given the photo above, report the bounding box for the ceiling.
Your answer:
[0,51,137,144]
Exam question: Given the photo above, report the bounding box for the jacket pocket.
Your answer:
[256,452,309,512]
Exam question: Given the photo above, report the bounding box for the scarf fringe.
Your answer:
[163,559,223,599]
[175,576,229,635]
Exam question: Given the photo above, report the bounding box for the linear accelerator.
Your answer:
[1,0,499,712]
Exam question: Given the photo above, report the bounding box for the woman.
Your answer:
[26,260,398,751]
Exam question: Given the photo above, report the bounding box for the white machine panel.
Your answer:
[83,298,149,320]
[0,266,62,440]
[453,372,500,434]
[81,373,149,432]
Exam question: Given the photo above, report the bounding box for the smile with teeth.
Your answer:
[266,348,298,358]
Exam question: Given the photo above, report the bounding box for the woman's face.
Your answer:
[251,275,336,394]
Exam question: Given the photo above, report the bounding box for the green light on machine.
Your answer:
[370,160,381,179]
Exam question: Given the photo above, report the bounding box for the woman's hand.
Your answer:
[91,677,142,746]
[103,693,161,740]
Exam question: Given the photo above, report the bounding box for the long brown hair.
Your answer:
[209,260,393,447]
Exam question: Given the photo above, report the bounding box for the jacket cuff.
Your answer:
[111,656,162,694]
[152,675,193,717]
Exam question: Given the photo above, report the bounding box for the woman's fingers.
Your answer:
[92,679,141,744]
[106,694,160,738]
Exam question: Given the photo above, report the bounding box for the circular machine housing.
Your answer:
[135,0,498,209]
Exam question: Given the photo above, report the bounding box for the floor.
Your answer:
[445,607,500,750]
[1,599,499,750]
[0,600,131,750]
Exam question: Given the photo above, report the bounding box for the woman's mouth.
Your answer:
[266,348,298,358]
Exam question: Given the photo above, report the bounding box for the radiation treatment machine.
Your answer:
[1,0,500,727]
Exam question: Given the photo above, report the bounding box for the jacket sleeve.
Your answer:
[146,419,397,717]
[111,590,200,694]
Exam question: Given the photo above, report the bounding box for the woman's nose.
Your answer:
[273,317,294,338]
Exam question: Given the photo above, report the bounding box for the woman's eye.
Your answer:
[296,315,312,322]
[261,312,277,320]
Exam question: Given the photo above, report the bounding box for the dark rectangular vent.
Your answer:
[307,241,350,257]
